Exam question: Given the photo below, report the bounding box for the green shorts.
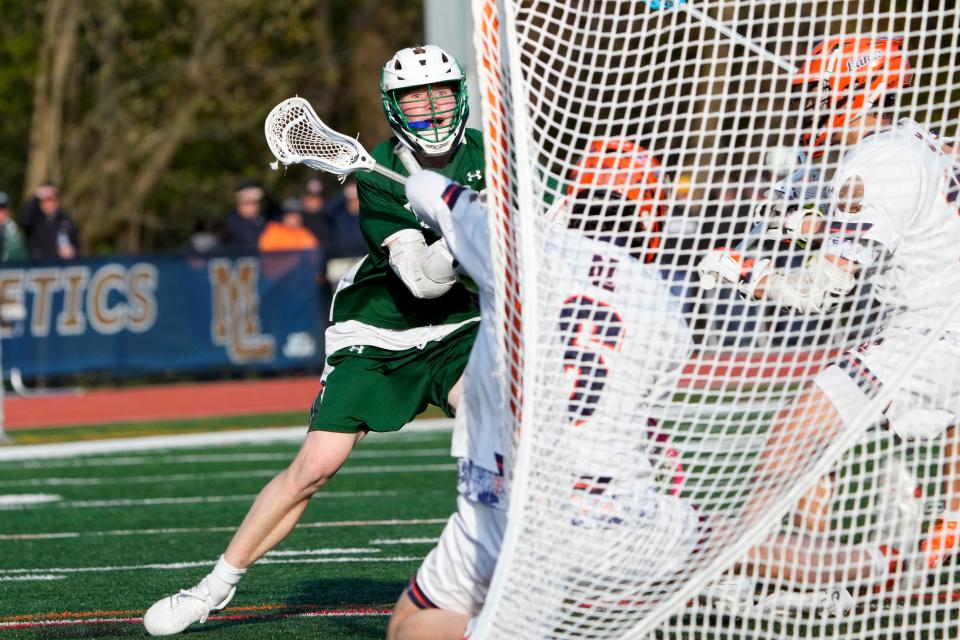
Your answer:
[308,322,478,433]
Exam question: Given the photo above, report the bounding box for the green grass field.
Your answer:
[4,415,959,640]
[0,427,457,639]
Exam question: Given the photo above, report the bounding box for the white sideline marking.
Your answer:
[0,574,65,581]
[0,556,423,576]
[0,464,457,488]
[368,537,439,545]
[4,448,452,470]
[41,489,409,510]
[264,548,378,557]
[0,517,447,541]
[0,419,453,461]
[0,494,61,507]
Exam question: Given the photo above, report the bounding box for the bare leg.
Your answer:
[743,383,844,527]
[736,532,882,586]
[388,591,470,640]
[447,374,463,414]
[224,429,364,568]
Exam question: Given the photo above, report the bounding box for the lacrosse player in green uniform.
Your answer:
[144,44,485,636]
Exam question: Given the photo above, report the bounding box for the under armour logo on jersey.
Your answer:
[466,170,482,182]
[348,345,365,354]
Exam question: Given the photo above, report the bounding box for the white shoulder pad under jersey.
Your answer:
[826,119,960,323]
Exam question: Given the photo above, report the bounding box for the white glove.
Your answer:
[697,248,753,291]
[697,248,775,299]
[404,170,455,231]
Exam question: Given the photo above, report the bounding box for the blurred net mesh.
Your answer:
[471,1,960,638]
[265,98,361,171]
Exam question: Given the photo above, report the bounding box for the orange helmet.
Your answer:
[792,36,911,156]
[565,139,668,263]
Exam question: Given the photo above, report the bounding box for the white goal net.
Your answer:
[471,1,960,638]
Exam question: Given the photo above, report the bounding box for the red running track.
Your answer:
[4,377,321,430]
[3,348,835,430]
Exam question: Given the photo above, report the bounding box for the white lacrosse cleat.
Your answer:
[756,586,855,618]
[697,576,758,614]
[143,577,236,636]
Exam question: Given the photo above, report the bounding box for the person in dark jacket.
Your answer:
[224,180,267,250]
[22,183,79,261]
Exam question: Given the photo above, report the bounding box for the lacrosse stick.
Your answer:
[642,0,803,254]
[395,145,423,175]
[265,97,407,185]
[643,0,798,73]
[732,161,819,252]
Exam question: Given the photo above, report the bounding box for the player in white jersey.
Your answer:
[387,140,700,639]
[698,36,960,610]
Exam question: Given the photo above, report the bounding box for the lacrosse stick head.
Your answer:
[264,97,376,178]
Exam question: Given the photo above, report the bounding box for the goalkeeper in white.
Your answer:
[698,36,960,606]
[388,140,700,639]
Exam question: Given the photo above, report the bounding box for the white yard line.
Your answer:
[263,548,378,557]
[0,556,424,576]
[0,574,65,581]
[0,419,453,462]
[0,494,61,506]
[4,448,453,470]
[44,489,411,510]
[368,537,440,545]
[0,517,447,541]
[0,463,457,488]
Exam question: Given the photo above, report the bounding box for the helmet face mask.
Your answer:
[385,80,468,149]
[791,37,912,156]
[381,45,470,158]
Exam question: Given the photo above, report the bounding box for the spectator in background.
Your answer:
[300,178,328,247]
[0,192,26,263]
[224,179,267,250]
[258,196,321,281]
[22,183,78,261]
[258,197,320,253]
[323,180,367,282]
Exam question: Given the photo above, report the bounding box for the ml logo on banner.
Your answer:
[208,258,276,364]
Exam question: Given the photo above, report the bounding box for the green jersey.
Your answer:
[332,128,486,331]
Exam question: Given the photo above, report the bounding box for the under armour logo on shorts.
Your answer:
[348,345,366,354]
[466,170,482,182]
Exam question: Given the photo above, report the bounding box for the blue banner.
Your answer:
[0,250,326,377]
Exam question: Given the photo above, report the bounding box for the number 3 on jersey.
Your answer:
[558,295,625,427]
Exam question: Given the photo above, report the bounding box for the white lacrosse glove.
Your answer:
[404,170,456,230]
[697,247,773,298]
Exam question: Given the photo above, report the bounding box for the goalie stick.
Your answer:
[264,96,407,186]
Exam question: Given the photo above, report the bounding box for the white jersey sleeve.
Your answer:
[405,174,505,485]
[825,119,960,326]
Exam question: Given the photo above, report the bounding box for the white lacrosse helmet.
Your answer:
[381,45,469,159]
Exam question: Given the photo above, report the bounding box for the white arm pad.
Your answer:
[385,229,457,299]
[754,254,856,313]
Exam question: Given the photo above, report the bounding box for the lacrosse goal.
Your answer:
[471,1,960,638]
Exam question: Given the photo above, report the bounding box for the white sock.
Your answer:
[206,555,246,601]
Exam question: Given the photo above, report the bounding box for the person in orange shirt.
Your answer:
[258,197,320,253]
